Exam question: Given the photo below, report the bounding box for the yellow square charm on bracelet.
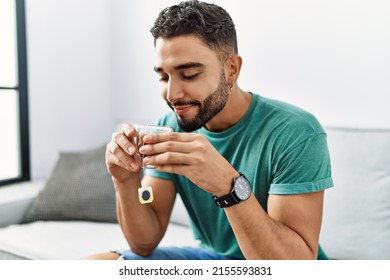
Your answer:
[138,186,154,204]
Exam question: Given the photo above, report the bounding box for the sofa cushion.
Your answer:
[0,181,44,228]
[0,221,126,259]
[22,146,117,223]
[320,127,390,259]
[0,221,198,259]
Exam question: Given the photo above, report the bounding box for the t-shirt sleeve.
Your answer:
[269,132,333,195]
[144,168,172,180]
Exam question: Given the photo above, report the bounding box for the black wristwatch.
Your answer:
[213,173,251,208]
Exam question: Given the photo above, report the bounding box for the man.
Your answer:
[87,0,333,260]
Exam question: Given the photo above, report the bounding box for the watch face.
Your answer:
[234,175,251,201]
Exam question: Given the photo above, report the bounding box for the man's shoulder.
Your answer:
[255,94,325,135]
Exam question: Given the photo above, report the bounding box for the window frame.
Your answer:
[0,0,30,186]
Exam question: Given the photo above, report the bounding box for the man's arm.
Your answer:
[140,132,325,259]
[106,123,176,257]
[114,175,176,256]
[223,190,324,259]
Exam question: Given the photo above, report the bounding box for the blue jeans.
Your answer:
[112,246,240,260]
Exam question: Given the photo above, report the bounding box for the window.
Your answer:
[0,0,30,186]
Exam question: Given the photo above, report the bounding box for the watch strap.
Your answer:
[213,192,240,208]
[213,173,244,208]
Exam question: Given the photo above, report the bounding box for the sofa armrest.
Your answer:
[0,181,45,228]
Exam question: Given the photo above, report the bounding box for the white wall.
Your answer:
[26,0,390,179]
[26,0,113,179]
[112,0,390,128]
[230,0,390,129]
[110,0,173,125]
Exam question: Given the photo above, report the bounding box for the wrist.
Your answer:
[213,172,252,208]
[212,170,240,197]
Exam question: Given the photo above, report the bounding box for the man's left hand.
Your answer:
[139,132,238,195]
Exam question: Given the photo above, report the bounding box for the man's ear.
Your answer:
[225,55,242,86]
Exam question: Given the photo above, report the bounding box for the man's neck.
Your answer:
[204,86,252,132]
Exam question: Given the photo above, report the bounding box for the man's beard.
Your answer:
[167,71,230,132]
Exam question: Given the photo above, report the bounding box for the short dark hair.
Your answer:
[150,0,238,60]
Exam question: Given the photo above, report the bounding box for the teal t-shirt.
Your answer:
[146,93,333,259]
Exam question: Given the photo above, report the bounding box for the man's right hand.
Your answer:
[106,123,142,183]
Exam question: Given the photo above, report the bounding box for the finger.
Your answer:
[139,141,192,156]
[111,130,138,156]
[106,141,140,172]
[121,123,137,138]
[143,151,199,167]
[121,123,146,149]
[143,132,197,144]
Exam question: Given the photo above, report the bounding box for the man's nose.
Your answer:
[166,79,184,103]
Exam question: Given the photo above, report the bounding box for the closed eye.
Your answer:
[182,73,199,80]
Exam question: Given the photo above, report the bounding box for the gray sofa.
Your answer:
[0,126,389,260]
